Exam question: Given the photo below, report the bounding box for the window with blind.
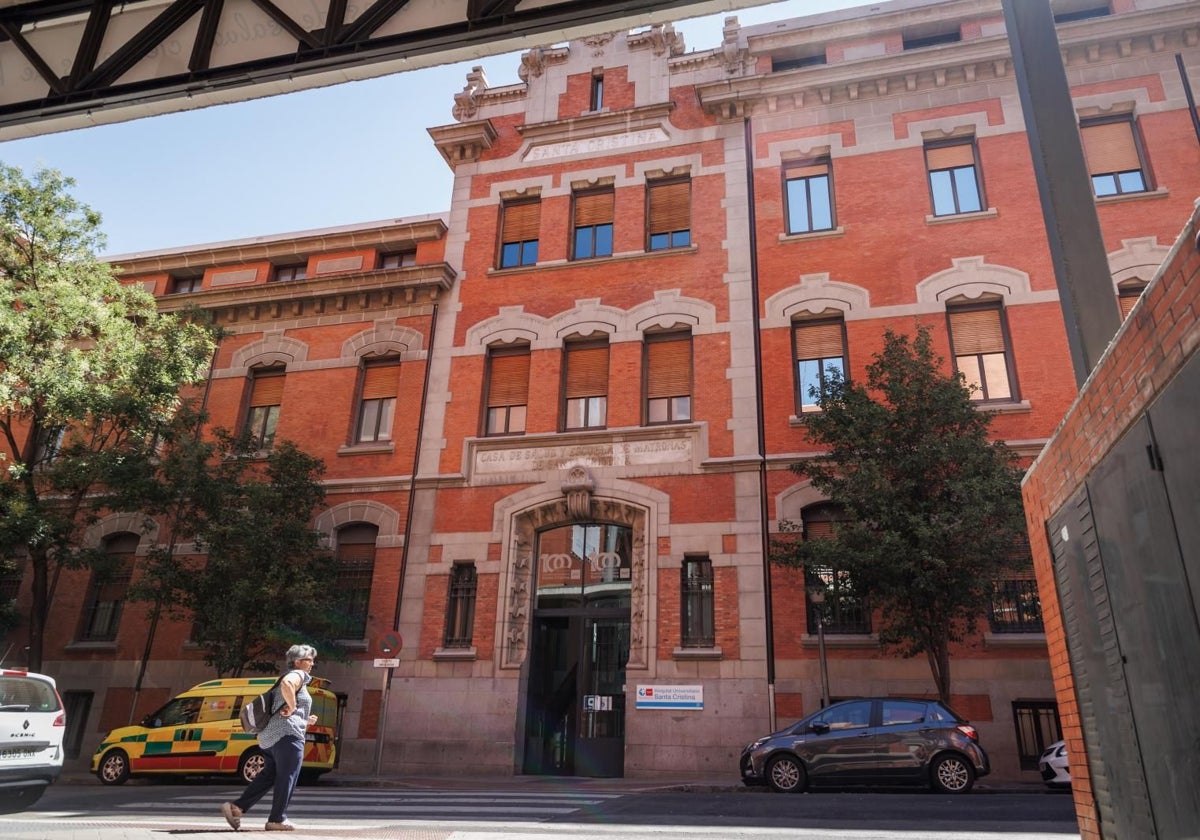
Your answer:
[485,346,530,435]
[244,367,285,449]
[802,504,870,635]
[333,524,377,639]
[793,319,846,413]
[356,358,399,443]
[681,556,715,648]
[1118,282,1147,320]
[498,200,541,268]
[644,332,692,424]
[80,533,138,642]
[443,562,478,649]
[947,302,1016,402]
[1081,116,1147,197]
[572,189,614,260]
[646,178,691,251]
[925,140,983,216]
[562,341,609,430]
[784,159,834,234]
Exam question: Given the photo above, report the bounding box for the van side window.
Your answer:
[153,697,203,727]
[196,696,238,723]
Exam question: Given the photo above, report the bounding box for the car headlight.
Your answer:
[1055,744,1067,758]
[745,737,770,751]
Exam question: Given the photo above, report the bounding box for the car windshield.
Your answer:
[0,676,60,712]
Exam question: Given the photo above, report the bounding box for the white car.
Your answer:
[0,670,65,813]
[1038,739,1071,788]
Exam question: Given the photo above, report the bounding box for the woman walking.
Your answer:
[221,644,319,831]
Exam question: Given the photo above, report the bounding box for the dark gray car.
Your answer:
[739,697,990,794]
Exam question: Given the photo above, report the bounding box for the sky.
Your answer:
[0,0,868,257]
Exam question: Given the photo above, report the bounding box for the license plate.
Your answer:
[0,748,38,759]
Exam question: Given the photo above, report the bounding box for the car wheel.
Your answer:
[0,786,45,814]
[239,748,267,784]
[766,754,807,793]
[930,753,975,793]
[98,749,131,786]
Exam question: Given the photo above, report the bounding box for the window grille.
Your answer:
[444,563,478,648]
[681,557,715,648]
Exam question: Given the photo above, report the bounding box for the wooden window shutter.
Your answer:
[646,336,692,398]
[502,201,541,244]
[805,520,836,540]
[925,142,975,170]
[786,161,829,179]
[1118,290,1142,318]
[574,191,614,227]
[795,322,844,360]
[361,361,400,400]
[950,308,1005,355]
[1081,121,1140,174]
[648,180,691,234]
[249,371,285,406]
[565,345,609,398]
[488,351,530,407]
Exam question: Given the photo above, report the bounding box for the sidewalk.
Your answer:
[58,766,1052,795]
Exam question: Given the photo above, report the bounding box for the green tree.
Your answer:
[773,325,1026,704]
[0,165,218,670]
[126,427,341,677]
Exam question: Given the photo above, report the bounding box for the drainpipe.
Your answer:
[1177,54,1200,150]
[374,301,438,775]
[743,114,776,732]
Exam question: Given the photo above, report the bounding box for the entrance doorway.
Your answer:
[523,523,631,778]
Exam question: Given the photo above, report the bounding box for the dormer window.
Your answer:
[169,275,202,295]
[272,264,307,282]
[379,251,416,270]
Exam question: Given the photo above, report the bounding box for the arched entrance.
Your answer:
[503,478,649,779]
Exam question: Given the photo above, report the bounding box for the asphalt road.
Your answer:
[0,781,1080,839]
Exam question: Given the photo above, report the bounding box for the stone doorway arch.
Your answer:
[500,476,649,672]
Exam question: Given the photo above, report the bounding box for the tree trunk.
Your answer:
[27,548,48,672]
[925,636,952,706]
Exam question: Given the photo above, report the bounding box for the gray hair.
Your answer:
[285,644,317,668]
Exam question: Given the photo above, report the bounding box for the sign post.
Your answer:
[371,631,402,776]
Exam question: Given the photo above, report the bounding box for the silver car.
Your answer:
[1038,740,1071,788]
[739,697,990,794]
[0,670,65,813]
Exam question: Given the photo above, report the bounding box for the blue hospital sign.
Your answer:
[635,685,703,710]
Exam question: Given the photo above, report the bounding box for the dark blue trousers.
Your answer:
[233,736,304,824]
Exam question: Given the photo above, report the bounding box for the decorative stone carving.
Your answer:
[561,466,595,520]
[452,66,489,121]
[647,23,683,57]
[719,17,748,75]
[583,32,615,57]
[518,46,546,81]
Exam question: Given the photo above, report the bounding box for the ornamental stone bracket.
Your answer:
[562,466,595,520]
[501,496,649,672]
[452,65,489,121]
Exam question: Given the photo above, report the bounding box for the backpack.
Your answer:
[239,675,285,734]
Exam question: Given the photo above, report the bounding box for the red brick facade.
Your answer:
[5,0,1199,784]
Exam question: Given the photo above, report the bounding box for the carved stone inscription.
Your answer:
[524,128,669,162]
[478,438,689,475]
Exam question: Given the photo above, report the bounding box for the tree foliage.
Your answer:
[0,165,218,670]
[123,424,342,677]
[773,325,1027,704]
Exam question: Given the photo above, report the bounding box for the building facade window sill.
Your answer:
[925,207,998,225]
[433,647,477,661]
[672,646,722,660]
[778,226,845,243]
[487,244,698,277]
[1095,187,1168,206]
[64,641,118,652]
[337,442,395,456]
[973,399,1031,414]
[800,633,879,649]
[984,632,1047,649]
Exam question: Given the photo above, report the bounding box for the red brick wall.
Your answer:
[1022,206,1200,840]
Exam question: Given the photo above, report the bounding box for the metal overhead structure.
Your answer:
[0,0,774,138]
